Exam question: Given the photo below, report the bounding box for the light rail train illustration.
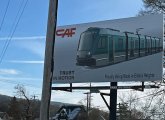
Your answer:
[76,27,162,67]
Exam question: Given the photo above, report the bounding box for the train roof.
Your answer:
[154,37,161,40]
[86,27,159,39]
[87,27,100,31]
[138,34,145,39]
[99,28,125,36]
[124,32,138,38]
[145,36,152,39]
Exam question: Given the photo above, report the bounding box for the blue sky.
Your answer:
[0,0,144,108]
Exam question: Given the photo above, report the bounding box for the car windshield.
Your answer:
[78,31,94,51]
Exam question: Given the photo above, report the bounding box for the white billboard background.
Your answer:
[53,14,163,83]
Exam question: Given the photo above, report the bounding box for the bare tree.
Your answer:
[118,91,152,120]
[138,0,165,16]
[14,84,35,120]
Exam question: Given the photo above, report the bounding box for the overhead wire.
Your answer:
[0,0,29,64]
[0,0,42,95]
[0,0,11,32]
[0,0,24,63]
[0,0,43,94]
[0,0,28,63]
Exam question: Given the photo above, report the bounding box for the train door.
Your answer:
[145,36,148,55]
[95,35,109,66]
[108,36,114,63]
[158,39,161,52]
[147,38,151,54]
[155,39,159,52]
[130,38,134,57]
[134,37,139,58]
[152,38,156,53]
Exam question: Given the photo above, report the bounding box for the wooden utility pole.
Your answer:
[40,0,58,120]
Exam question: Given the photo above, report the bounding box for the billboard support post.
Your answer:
[40,0,58,120]
[110,82,117,120]
[100,93,110,110]
[142,82,144,91]
[87,93,89,118]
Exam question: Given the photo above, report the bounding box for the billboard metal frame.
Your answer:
[51,82,159,91]
[51,82,159,120]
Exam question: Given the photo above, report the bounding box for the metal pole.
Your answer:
[87,93,89,119]
[109,82,117,120]
[89,83,91,111]
[40,0,58,120]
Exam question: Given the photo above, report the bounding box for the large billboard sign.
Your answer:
[53,14,163,83]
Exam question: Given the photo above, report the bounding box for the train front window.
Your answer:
[98,36,106,49]
[78,32,94,51]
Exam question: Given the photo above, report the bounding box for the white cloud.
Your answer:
[0,36,46,58]
[6,60,44,64]
[0,36,46,41]
[19,39,45,58]
[0,69,21,75]
[0,76,41,81]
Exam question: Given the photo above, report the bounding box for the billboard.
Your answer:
[53,14,163,83]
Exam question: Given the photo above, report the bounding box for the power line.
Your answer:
[0,0,28,63]
[0,0,25,63]
[0,0,29,64]
[0,0,11,32]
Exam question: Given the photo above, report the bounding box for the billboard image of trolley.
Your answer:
[53,14,163,83]
[76,27,162,67]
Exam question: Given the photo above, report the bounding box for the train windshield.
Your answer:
[78,31,95,51]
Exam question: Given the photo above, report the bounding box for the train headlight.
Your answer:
[88,52,91,55]
[87,52,92,57]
